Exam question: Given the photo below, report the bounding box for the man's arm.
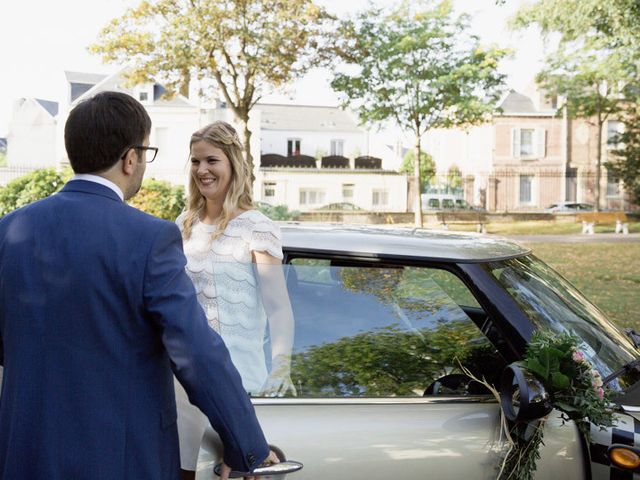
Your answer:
[143,222,269,472]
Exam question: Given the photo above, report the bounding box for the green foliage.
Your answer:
[400,150,435,188]
[446,165,463,189]
[331,1,507,223]
[501,329,616,480]
[512,0,640,209]
[290,320,497,397]
[608,99,640,205]
[0,152,7,167]
[255,203,299,221]
[524,330,615,434]
[128,178,185,220]
[90,0,333,169]
[0,168,72,216]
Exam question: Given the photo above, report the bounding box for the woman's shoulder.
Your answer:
[234,209,279,231]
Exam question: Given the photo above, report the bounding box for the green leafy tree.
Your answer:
[0,152,7,168]
[255,203,299,221]
[90,0,333,171]
[0,168,72,216]
[513,0,640,210]
[128,178,185,221]
[608,99,640,205]
[331,0,507,226]
[400,150,435,191]
[446,165,463,190]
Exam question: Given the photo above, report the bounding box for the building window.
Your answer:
[512,128,545,159]
[519,175,534,204]
[330,139,344,156]
[139,92,149,102]
[263,182,276,200]
[299,188,326,206]
[342,184,354,201]
[607,120,623,148]
[287,139,301,156]
[372,189,389,207]
[606,169,620,197]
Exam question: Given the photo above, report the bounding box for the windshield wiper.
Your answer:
[603,358,640,386]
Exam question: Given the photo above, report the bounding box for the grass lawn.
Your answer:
[439,220,640,235]
[522,242,640,330]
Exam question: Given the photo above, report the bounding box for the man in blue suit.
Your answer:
[0,91,274,479]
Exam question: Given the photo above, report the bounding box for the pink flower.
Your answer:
[572,351,585,362]
[595,387,605,399]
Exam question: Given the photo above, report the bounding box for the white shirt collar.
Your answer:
[70,174,124,201]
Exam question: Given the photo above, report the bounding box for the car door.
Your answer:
[195,258,585,479]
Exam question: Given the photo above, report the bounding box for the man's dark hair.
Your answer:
[64,91,152,173]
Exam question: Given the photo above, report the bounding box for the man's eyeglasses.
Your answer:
[122,145,159,163]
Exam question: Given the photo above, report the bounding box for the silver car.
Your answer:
[194,225,640,479]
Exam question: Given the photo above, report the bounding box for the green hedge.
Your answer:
[128,178,186,221]
[0,169,186,221]
[0,168,72,216]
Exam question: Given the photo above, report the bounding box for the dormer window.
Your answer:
[135,84,154,105]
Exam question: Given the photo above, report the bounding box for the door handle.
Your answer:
[213,460,303,478]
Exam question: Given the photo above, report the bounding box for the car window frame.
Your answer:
[281,249,516,399]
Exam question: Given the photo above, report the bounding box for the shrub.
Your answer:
[0,168,71,216]
[255,203,299,221]
[128,178,185,221]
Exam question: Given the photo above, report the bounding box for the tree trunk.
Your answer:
[595,113,603,212]
[414,139,423,228]
[239,116,254,182]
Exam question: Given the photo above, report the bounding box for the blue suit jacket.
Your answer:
[0,180,268,479]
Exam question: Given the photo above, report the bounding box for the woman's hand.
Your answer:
[259,354,297,397]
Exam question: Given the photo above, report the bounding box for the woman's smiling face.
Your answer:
[190,140,233,202]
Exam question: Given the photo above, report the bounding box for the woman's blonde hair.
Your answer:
[181,121,253,240]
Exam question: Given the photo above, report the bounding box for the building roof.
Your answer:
[280,224,530,263]
[258,103,361,133]
[72,69,194,108]
[64,71,109,85]
[35,99,59,117]
[499,90,537,114]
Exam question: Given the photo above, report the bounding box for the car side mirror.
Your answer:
[499,363,552,422]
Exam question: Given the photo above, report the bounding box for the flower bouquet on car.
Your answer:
[499,329,616,480]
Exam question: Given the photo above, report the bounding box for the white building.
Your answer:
[5,71,410,212]
[6,98,59,168]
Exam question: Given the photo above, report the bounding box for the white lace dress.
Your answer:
[173,209,283,470]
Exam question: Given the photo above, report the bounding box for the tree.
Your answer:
[91,0,332,171]
[128,178,185,220]
[446,165,462,190]
[331,1,507,226]
[400,150,435,191]
[0,168,72,216]
[608,98,640,205]
[513,1,639,210]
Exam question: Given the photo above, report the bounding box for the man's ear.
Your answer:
[121,148,138,176]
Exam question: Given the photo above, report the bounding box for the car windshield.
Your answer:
[485,255,640,392]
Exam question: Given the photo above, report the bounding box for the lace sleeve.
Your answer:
[250,220,283,260]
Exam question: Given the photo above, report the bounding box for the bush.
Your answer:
[128,178,185,221]
[255,203,299,221]
[0,168,72,216]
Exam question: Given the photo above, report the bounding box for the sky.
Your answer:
[0,0,545,137]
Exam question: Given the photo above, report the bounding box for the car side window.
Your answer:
[284,259,505,398]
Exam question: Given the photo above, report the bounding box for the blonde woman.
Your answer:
[175,121,295,479]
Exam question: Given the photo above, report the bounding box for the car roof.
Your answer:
[280,223,531,263]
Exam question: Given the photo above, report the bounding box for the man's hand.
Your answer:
[219,449,280,480]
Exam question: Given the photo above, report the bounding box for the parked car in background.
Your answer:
[421,194,484,211]
[194,225,640,480]
[546,201,594,213]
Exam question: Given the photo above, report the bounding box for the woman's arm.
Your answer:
[253,250,296,396]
